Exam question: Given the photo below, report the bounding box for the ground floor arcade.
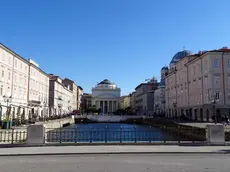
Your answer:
[165,104,230,122]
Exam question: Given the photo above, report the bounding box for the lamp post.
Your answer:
[3,95,12,120]
[208,89,218,124]
[212,95,217,123]
[3,95,12,108]
[173,102,177,119]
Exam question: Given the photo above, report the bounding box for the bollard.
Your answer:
[206,124,225,145]
[26,124,45,145]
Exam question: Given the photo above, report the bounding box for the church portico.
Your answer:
[95,99,118,113]
[92,79,121,114]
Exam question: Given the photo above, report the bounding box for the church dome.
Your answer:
[96,79,117,89]
[161,66,168,70]
[98,79,113,85]
[170,50,193,64]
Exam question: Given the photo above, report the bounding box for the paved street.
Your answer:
[0,145,230,155]
[0,154,229,172]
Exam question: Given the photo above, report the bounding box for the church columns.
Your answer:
[97,100,119,114]
[109,101,112,113]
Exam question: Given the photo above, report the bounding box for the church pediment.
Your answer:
[93,93,118,99]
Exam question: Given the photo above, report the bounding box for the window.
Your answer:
[198,64,201,72]
[214,75,220,88]
[2,50,5,61]
[8,71,11,80]
[228,94,230,100]
[0,85,3,95]
[14,73,17,84]
[14,88,16,97]
[20,62,23,69]
[228,76,230,88]
[24,77,27,86]
[8,55,11,65]
[19,89,22,98]
[15,59,17,68]
[214,59,219,68]
[7,86,10,95]
[2,70,4,78]
[204,60,208,71]
[215,92,220,100]
[204,77,208,88]
[25,66,27,73]
[228,60,230,68]
[193,66,195,74]
[24,90,26,100]
[20,75,22,85]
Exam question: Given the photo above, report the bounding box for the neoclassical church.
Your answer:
[92,79,121,114]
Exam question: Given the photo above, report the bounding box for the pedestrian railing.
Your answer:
[0,129,27,144]
[45,126,206,144]
[225,130,230,142]
[0,125,229,145]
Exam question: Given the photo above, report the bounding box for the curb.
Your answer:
[0,151,228,157]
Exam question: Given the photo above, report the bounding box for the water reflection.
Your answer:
[47,123,172,143]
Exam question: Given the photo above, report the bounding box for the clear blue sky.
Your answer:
[0,0,230,94]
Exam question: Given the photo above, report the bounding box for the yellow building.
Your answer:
[119,95,131,110]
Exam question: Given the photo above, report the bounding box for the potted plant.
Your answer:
[2,107,12,129]
[2,119,11,129]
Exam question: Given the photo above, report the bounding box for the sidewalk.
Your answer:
[178,122,230,131]
[0,145,230,156]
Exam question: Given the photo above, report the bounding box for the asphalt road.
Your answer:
[0,154,229,172]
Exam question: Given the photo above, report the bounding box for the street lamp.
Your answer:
[208,90,219,124]
[3,95,12,120]
[173,102,177,119]
[3,95,12,107]
[211,95,218,123]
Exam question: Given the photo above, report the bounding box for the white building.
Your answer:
[92,79,120,113]
[28,59,49,120]
[49,75,72,116]
[0,43,29,121]
[77,86,83,110]
[62,78,78,110]
[135,78,158,116]
[153,66,168,115]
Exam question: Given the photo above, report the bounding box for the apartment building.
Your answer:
[80,93,92,111]
[119,95,131,110]
[77,86,83,110]
[165,47,230,121]
[0,44,29,120]
[153,66,168,115]
[130,91,136,111]
[49,75,73,116]
[135,80,158,116]
[28,59,49,119]
[62,78,78,110]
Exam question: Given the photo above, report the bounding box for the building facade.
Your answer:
[130,91,136,111]
[49,75,72,116]
[0,43,29,121]
[165,47,230,121]
[135,79,158,116]
[77,86,83,110]
[119,95,131,110]
[80,93,92,111]
[92,79,120,113]
[153,66,168,115]
[28,59,49,120]
[62,78,78,110]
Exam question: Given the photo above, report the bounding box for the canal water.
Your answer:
[47,123,175,143]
